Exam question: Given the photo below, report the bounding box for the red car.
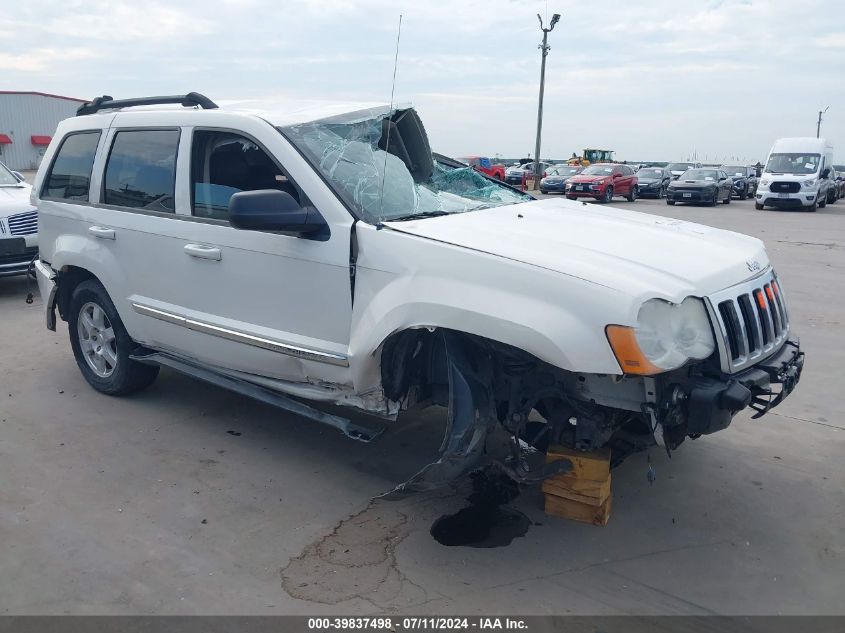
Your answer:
[458,156,506,180]
[566,163,638,203]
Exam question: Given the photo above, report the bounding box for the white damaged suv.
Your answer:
[33,93,804,490]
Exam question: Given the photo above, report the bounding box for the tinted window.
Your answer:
[104,130,179,212]
[191,130,299,221]
[42,131,101,201]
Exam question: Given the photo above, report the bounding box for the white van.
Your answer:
[756,137,835,211]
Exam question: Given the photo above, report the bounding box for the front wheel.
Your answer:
[755,202,764,210]
[626,186,637,202]
[722,191,731,204]
[567,195,577,200]
[658,186,665,199]
[708,190,718,207]
[819,194,827,208]
[68,280,159,395]
[666,199,675,205]
[602,186,614,203]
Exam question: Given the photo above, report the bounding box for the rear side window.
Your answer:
[103,130,179,212]
[42,131,101,201]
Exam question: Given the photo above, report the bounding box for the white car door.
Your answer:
[115,111,355,388]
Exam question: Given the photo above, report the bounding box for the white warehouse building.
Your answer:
[0,91,87,170]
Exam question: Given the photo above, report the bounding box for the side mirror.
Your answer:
[229,190,328,239]
[821,168,831,179]
[11,171,24,182]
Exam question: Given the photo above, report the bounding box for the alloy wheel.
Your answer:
[77,301,118,378]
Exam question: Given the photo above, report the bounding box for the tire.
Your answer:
[819,194,826,209]
[722,191,731,204]
[658,186,665,199]
[68,280,159,395]
[567,195,577,200]
[806,199,818,212]
[827,188,836,204]
[626,186,637,202]
[755,202,764,210]
[707,190,718,207]
[739,191,747,200]
[667,199,675,205]
[602,186,613,203]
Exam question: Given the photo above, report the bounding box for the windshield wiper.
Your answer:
[385,210,452,222]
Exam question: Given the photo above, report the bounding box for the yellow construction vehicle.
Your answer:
[567,149,615,167]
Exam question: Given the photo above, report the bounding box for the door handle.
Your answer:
[89,226,115,240]
[184,243,222,261]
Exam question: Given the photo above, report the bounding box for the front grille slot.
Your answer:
[7,211,38,236]
[718,301,744,360]
[737,295,760,353]
[706,269,791,374]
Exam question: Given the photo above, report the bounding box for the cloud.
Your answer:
[1,0,843,161]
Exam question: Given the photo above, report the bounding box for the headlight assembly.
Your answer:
[803,179,816,188]
[606,297,716,375]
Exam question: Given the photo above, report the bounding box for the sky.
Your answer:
[2,0,844,163]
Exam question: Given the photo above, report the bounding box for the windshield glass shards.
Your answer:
[280,107,531,224]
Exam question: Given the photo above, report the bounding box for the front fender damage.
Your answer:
[386,331,572,495]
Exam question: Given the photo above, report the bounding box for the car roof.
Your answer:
[73,98,397,128]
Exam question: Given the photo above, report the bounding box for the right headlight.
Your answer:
[803,178,816,188]
[606,297,716,375]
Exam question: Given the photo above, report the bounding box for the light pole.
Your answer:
[533,12,560,189]
[817,106,829,138]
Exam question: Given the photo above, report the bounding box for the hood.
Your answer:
[671,179,718,188]
[383,198,768,300]
[568,174,609,183]
[0,184,35,219]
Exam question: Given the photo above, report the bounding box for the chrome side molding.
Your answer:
[131,302,349,367]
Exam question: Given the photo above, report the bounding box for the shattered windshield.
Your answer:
[280,107,530,224]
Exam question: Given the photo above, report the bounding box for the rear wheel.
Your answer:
[68,280,159,395]
[602,186,613,203]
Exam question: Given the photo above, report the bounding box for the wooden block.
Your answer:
[542,473,611,506]
[545,445,611,481]
[544,493,612,526]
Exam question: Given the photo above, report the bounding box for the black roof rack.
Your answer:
[76,92,218,116]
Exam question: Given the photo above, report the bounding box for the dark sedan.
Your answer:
[539,165,583,194]
[634,167,670,198]
[666,168,733,206]
[721,165,755,199]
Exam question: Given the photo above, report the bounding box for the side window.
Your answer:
[42,131,101,201]
[103,130,179,212]
[190,130,299,221]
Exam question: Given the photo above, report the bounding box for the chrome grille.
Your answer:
[706,268,790,374]
[7,210,37,235]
